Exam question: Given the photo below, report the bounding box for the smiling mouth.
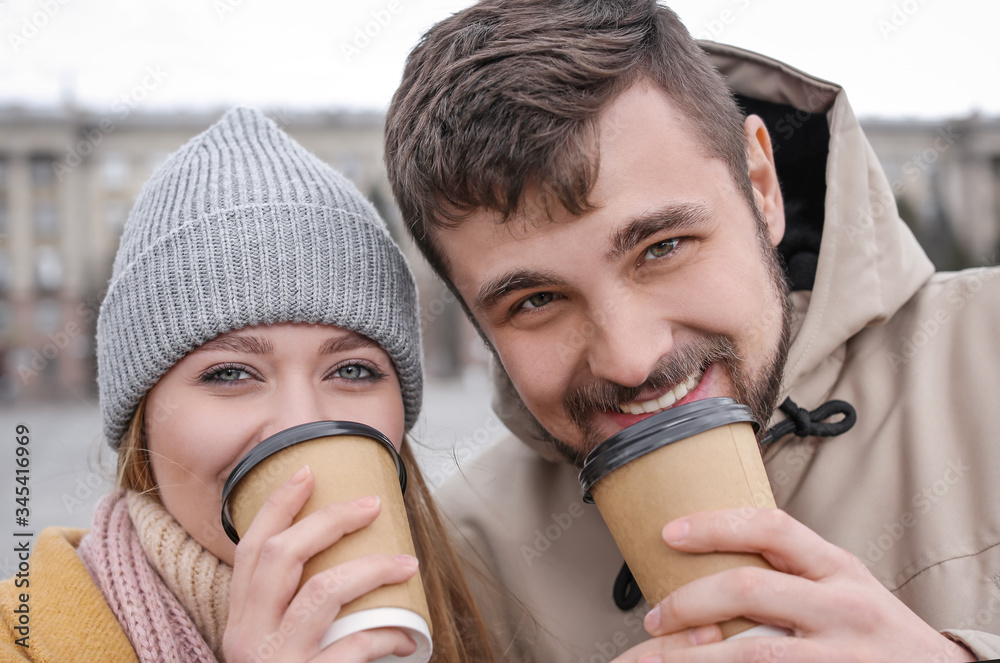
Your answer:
[617,368,704,416]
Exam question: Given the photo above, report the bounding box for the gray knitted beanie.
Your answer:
[97,107,422,449]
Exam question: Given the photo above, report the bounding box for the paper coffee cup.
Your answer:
[221,421,432,662]
[579,398,777,639]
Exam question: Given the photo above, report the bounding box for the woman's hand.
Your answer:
[223,465,420,662]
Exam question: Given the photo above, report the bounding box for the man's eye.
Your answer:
[521,292,556,310]
[644,238,680,260]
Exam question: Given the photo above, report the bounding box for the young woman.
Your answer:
[0,107,499,662]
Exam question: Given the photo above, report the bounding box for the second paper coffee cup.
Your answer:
[221,420,432,663]
[579,397,777,639]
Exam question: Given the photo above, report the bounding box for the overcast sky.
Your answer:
[1,0,998,120]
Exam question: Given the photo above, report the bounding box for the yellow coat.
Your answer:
[0,528,138,662]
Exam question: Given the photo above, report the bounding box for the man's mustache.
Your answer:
[563,335,741,429]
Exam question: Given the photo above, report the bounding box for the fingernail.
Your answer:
[639,655,662,663]
[689,624,720,645]
[290,465,310,484]
[395,554,419,567]
[643,605,660,634]
[352,495,380,508]
[663,519,689,544]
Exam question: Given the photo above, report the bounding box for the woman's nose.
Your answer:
[257,382,329,441]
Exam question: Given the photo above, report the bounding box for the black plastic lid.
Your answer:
[578,397,757,503]
[221,420,406,544]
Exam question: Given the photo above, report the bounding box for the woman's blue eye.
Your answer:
[203,366,252,382]
[335,364,373,380]
[644,238,679,260]
[521,292,555,310]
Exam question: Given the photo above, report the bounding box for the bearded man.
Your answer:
[385,1,1000,660]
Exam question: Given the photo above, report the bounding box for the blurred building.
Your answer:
[863,114,1000,270]
[0,106,480,403]
[0,106,998,403]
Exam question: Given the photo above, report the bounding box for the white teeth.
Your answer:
[620,369,703,416]
[655,390,677,410]
[641,399,661,413]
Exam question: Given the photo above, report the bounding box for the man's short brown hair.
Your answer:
[385,0,751,279]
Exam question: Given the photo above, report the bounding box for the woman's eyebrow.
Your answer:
[318,332,380,355]
[193,335,274,355]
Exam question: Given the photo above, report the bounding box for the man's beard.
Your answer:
[555,329,790,466]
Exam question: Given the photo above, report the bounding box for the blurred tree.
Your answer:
[896,195,973,271]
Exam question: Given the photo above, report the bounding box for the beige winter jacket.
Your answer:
[436,43,1000,661]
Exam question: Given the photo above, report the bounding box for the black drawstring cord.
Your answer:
[613,561,643,611]
[610,396,857,612]
[759,397,857,447]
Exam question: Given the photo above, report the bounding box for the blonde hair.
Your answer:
[116,394,156,495]
[116,396,500,663]
[400,442,499,662]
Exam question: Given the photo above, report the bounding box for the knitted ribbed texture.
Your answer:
[127,491,232,660]
[97,107,422,448]
[78,492,217,663]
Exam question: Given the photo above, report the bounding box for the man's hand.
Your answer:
[612,508,975,662]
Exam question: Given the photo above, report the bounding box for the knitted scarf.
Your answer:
[78,491,232,662]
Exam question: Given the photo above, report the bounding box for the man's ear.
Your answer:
[744,114,785,246]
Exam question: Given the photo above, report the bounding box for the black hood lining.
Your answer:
[736,94,829,293]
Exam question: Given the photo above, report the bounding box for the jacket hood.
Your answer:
[493,42,935,462]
